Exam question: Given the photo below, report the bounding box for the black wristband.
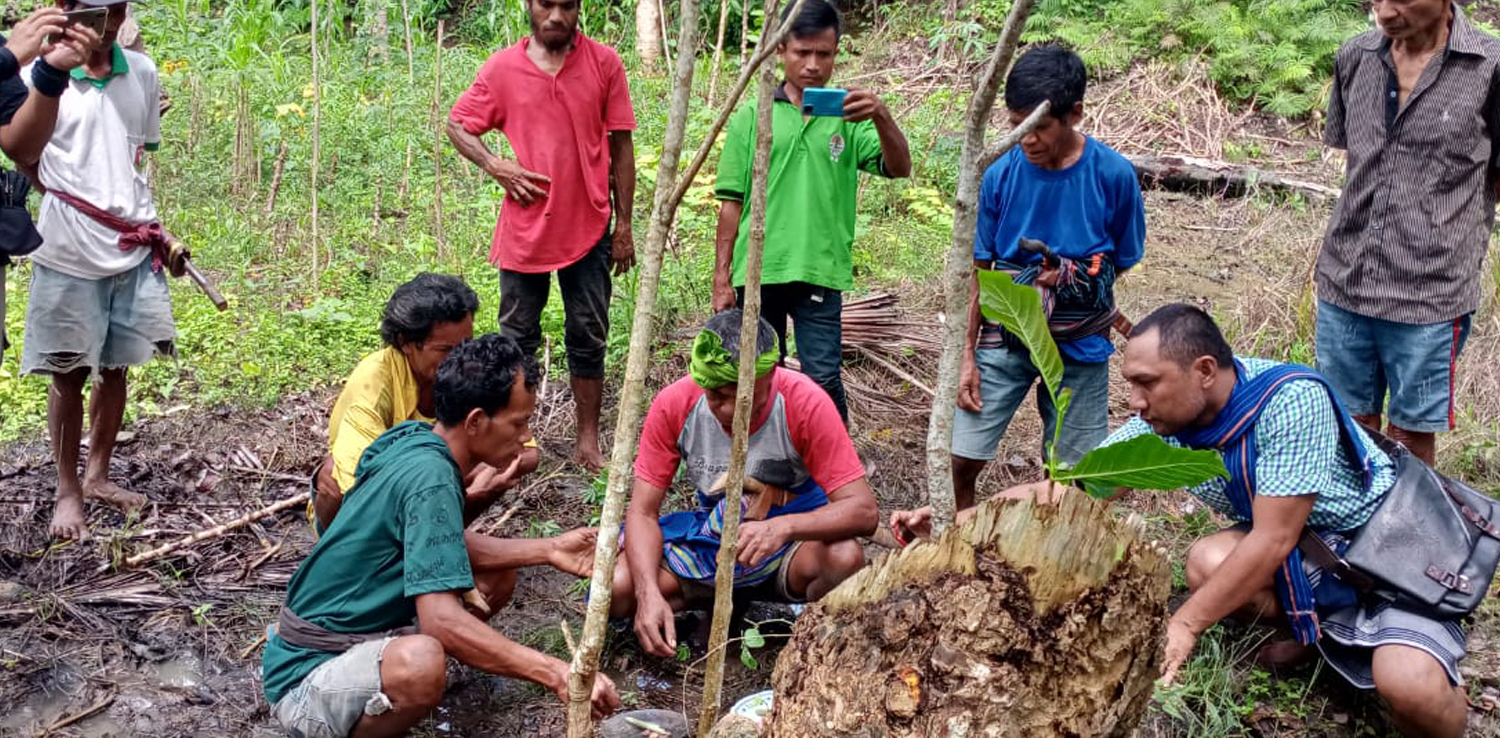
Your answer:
[31,58,68,98]
[0,47,18,82]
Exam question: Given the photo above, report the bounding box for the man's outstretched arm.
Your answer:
[415,590,620,717]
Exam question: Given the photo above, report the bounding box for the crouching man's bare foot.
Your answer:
[50,487,89,541]
[83,478,146,514]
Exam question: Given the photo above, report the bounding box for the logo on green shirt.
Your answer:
[829,134,845,163]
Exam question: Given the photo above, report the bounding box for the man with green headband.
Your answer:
[607,309,878,657]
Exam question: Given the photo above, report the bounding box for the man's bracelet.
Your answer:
[31,58,69,98]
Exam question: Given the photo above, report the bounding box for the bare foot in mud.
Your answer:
[49,491,89,540]
[83,478,146,514]
[572,441,606,471]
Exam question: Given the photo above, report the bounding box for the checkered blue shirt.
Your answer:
[1102,357,1396,532]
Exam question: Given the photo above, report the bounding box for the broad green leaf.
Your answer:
[742,626,766,649]
[740,647,759,671]
[975,270,1063,402]
[1054,434,1228,490]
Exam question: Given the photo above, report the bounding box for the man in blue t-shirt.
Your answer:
[951,44,1145,510]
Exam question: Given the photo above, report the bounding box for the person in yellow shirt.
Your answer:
[312,273,540,531]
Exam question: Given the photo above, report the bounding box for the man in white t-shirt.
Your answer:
[10,0,168,541]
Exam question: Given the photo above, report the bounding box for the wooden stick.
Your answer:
[697,6,778,733]
[565,0,706,732]
[707,0,731,102]
[479,500,524,536]
[432,20,448,262]
[43,693,114,734]
[264,140,289,214]
[309,0,322,279]
[926,0,1040,536]
[238,632,268,660]
[855,346,934,397]
[97,491,311,574]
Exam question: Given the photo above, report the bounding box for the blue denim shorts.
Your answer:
[1314,299,1470,433]
[20,259,176,376]
[951,346,1109,464]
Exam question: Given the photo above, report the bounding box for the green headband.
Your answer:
[690,329,778,389]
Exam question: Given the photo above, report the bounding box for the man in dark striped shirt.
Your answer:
[1316,0,1500,466]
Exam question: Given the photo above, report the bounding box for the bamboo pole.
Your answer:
[310,0,322,279]
[95,491,312,575]
[400,0,415,83]
[432,19,448,262]
[707,0,732,102]
[695,3,778,734]
[924,0,1039,535]
[564,0,705,733]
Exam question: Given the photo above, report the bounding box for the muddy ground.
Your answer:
[3,67,1500,737]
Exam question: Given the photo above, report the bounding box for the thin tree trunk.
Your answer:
[432,20,448,261]
[400,0,414,83]
[739,0,750,64]
[310,0,323,279]
[924,0,1039,535]
[708,0,732,102]
[637,0,664,70]
[564,0,704,734]
[368,0,389,62]
[696,1,779,733]
[265,141,289,214]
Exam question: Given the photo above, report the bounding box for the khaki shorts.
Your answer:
[272,637,395,738]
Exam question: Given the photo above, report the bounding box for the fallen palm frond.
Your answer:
[837,293,941,415]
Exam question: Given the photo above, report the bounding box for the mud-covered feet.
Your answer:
[1253,638,1316,670]
[572,440,606,471]
[49,490,89,540]
[82,478,146,515]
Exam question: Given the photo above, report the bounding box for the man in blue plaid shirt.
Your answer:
[893,304,1469,737]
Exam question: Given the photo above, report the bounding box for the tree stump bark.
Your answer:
[766,493,1170,737]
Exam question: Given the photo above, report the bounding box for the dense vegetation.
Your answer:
[0,0,1422,438]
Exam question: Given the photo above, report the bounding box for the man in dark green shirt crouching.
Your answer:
[261,334,619,737]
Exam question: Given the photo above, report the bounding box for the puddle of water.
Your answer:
[146,655,204,690]
[0,689,124,737]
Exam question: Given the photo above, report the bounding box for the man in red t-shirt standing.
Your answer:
[448,0,636,469]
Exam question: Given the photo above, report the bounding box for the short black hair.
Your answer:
[1130,304,1235,369]
[781,0,841,41]
[432,334,541,425]
[379,273,480,348]
[1004,43,1087,121]
[703,308,778,363]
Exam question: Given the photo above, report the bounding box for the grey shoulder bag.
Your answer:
[1301,433,1499,619]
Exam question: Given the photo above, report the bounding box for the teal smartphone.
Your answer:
[802,88,848,117]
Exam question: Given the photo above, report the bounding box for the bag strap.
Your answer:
[1297,528,1376,592]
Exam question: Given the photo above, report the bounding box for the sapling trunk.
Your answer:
[708,0,732,102]
[310,0,322,278]
[695,2,779,733]
[564,0,704,733]
[924,0,1038,535]
[432,20,447,262]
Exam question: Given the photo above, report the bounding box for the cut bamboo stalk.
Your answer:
[696,3,778,733]
[264,141,289,214]
[925,0,1039,535]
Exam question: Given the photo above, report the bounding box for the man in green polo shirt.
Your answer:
[261,335,619,737]
[711,0,911,424]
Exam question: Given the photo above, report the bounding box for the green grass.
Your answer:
[0,2,966,442]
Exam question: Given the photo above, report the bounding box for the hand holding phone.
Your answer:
[47,7,107,46]
[801,87,847,118]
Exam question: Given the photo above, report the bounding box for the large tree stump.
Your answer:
[766,493,1170,737]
